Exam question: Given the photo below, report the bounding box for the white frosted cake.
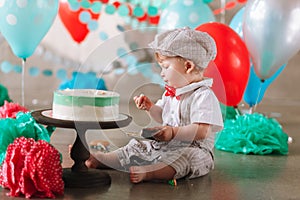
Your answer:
[52,89,120,121]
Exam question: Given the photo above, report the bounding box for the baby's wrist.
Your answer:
[171,127,175,139]
[146,103,154,111]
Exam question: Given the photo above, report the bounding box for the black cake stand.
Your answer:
[31,109,132,188]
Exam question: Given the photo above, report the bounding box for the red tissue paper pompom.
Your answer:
[0,101,29,118]
[0,137,64,198]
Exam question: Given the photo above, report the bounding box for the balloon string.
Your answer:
[249,106,253,114]
[220,0,226,23]
[253,79,264,112]
[21,58,26,106]
[234,105,240,116]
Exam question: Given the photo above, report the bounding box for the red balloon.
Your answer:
[196,22,250,107]
[205,61,226,106]
[59,1,100,43]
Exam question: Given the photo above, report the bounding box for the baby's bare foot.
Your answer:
[129,166,149,183]
[85,154,101,168]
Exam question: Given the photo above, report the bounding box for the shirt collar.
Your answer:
[176,78,213,96]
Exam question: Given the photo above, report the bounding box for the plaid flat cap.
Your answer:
[149,27,216,69]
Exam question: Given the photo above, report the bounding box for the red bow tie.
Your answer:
[165,85,180,100]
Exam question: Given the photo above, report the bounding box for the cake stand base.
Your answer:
[31,109,132,188]
[63,168,111,188]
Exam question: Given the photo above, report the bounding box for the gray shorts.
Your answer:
[116,139,214,179]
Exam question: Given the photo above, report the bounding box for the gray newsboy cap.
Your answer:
[149,27,217,69]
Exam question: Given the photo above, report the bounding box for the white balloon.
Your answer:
[243,0,300,80]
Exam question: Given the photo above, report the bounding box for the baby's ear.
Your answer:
[184,60,196,73]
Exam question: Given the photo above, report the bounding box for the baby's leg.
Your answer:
[129,163,176,183]
[85,151,122,169]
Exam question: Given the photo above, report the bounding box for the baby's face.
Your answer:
[157,56,192,88]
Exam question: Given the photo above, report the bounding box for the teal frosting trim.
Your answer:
[54,90,119,107]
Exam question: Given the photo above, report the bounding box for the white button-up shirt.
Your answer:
[155,78,223,150]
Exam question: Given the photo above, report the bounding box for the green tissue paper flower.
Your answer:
[215,113,289,155]
[0,112,55,164]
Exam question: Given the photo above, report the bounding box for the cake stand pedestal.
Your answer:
[31,109,132,188]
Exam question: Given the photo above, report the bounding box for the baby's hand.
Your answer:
[133,94,153,111]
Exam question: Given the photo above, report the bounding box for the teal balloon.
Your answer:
[0,0,58,59]
[243,64,286,107]
[229,7,244,38]
[158,0,215,30]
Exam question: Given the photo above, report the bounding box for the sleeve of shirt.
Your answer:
[155,91,167,109]
[190,88,224,132]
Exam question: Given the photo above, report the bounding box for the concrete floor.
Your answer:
[0,103,299,200]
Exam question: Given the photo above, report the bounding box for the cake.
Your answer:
[52,89,120,121]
